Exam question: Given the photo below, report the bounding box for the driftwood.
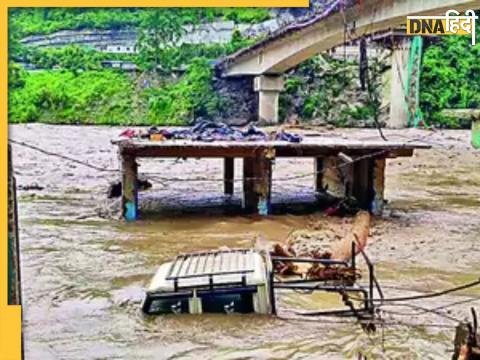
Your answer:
[331,211,370,261]
[271,211,370,281]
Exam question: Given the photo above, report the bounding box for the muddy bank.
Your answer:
[9,124,480,359]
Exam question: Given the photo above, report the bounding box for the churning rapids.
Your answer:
[10,124,480,359]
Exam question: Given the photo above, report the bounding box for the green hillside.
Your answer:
[8,8,479,128]
[8,8,258,125]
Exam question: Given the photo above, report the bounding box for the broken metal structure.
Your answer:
[271,243,382,317]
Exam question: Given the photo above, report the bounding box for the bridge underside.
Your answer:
[223,0,480,76]
[220,0,480,125]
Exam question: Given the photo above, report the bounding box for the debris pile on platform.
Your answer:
[119,120,303,143]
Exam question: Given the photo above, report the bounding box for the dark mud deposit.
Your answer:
[9,124,480,359]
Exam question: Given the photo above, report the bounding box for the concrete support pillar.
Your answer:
[242,148,275,215]
[254,75,284,125]
[224,157,234,195]
[371,158,386,215]
[121,154,138,221]
[388,40,411,129]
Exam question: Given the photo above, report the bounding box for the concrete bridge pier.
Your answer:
[388,39,411,129]
[254,75,284,125]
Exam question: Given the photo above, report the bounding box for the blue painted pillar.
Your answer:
[242,148,274,215]
[121,153,138,221]
[371,158,386,216]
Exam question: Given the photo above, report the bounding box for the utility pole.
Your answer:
[8,144,21,306]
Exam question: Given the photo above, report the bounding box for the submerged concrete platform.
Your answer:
[113,135,430,220]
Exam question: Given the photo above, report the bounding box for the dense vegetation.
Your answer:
[279,55,387,126]
[8,8,256,125]
[9,70,135,124]
[8,60,222,125]
[8,8,480,128]
[420,34,480,128]
[144,59,222,124]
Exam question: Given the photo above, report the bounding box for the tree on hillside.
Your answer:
[8,13,21,61]
[8,13,26,90]
[136,9,185,72]
[58,45,101,75]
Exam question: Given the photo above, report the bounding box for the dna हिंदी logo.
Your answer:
[407,9,478,45]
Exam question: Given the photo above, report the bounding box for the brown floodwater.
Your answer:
[9,124,480,359]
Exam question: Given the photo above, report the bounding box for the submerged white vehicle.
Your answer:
[142,246,379,316]
[142,249,273,315]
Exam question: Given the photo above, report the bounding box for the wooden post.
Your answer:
[350,157,385,215]
[224,157,234,195]
[371,158,386,215]
[255,148,274,215]
[314,157,324,193]
[242,148,274,215]
[243,157,256,212]
[352,158,373,210]
[8,145,21,306]
[121,153,138,221]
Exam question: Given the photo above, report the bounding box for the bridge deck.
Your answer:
[113,136,430,221]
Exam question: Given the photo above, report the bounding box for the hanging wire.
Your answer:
[9,130,440,185]
[339,0,388,141]
[276,312,460,329]
[379,298,480,323]
[346,278,480,304]
[359,36,368,91]
[8,139,118,173]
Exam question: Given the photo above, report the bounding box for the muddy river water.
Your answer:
[9,124,480,359]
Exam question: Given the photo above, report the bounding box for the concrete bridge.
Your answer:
[220,0,480,125]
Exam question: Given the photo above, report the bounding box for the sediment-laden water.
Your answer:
[10,124,480,359]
